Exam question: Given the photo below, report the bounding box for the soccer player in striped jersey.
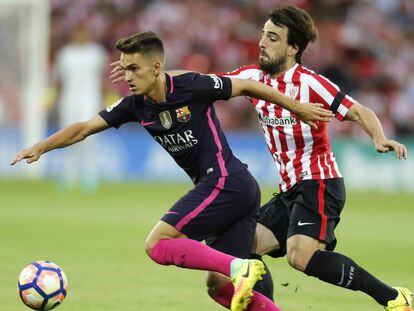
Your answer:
[223,6,410,311]
[11,31,335,311]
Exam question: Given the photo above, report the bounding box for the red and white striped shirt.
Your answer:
[224,63,356,192]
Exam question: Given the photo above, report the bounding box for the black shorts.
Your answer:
[162,169,261,258]
[258,178,346,258]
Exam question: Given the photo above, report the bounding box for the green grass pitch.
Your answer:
[1,179,413,310]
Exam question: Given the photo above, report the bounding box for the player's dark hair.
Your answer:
[115,31,164,57]
[268,6,318,64]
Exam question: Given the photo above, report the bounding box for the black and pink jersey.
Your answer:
[99,72,247,184]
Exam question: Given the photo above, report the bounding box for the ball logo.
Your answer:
[175,106,191,122]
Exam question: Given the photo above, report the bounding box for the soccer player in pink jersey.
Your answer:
[12,31,337,311]
[110,7,411,310]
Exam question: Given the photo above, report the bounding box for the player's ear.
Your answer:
[287,44,299,58]
[153,61,162,77]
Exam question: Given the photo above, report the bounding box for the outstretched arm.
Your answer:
[10,115,109,165]
[230,77,334,129]
[110,62,333,129]
[345,102,408,159]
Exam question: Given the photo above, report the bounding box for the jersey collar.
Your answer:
[142,73,175,110]
[165,73,174,94]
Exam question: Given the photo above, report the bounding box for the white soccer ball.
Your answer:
[18,261,68,310]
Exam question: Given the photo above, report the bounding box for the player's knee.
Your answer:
[287,235,321,272]
[286,249,305,271]
[145,236,160,257]
[144,244,153,258]
[286,243,313,272]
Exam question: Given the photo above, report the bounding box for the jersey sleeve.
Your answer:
[98,96,137,129]
[219,65,263,81]
[217,65,264,103]
[307,73,356,121]
[191,73,233,101]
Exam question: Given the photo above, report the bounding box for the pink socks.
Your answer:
[214,282,282,311]
[149,238,235,276]
[150,239,281,310]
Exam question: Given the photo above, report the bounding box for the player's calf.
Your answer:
[286,234,403,307]
[206,272,230,299]
[304,249,400,307]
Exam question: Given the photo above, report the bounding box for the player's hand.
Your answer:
[374,139,408,159]
[295,103,334,130]
[110,60,125,83]
[10,144,43,165]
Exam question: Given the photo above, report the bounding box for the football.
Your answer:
[18,261,68,310]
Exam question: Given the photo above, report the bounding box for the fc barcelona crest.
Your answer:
[159,111,172,129]
[175,106,191,122]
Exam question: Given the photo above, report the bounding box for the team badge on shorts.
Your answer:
[175,106,191,122]
[159,111,172,129]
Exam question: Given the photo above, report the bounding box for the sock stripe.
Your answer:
[317,179,327,240]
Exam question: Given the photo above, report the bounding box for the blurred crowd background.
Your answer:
[4,0,414,139]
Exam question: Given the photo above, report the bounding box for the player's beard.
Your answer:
[259,55,287,75]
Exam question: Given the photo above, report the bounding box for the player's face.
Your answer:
[259,20,292,74]
[120,52,160,95]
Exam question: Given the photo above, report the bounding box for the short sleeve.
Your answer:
[191,73,233,101]
[216,66,264,104]
[98,96,137,128]
[219,65,263,82]
[307,73,356,121]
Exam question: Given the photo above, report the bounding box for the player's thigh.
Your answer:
[162,170,261,242]
[287,234,327,253]
[252,223,281,256]
[255,194,289,258]
[287,178,346,252]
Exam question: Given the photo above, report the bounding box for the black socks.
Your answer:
[305,250,398,306]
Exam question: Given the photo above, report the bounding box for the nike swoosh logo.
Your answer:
[401,291,410,306]
[298,220,314,226]
[166,211,179,215]
[242,263,250,278]
[337,264,345,285]
[140,120,156,127]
